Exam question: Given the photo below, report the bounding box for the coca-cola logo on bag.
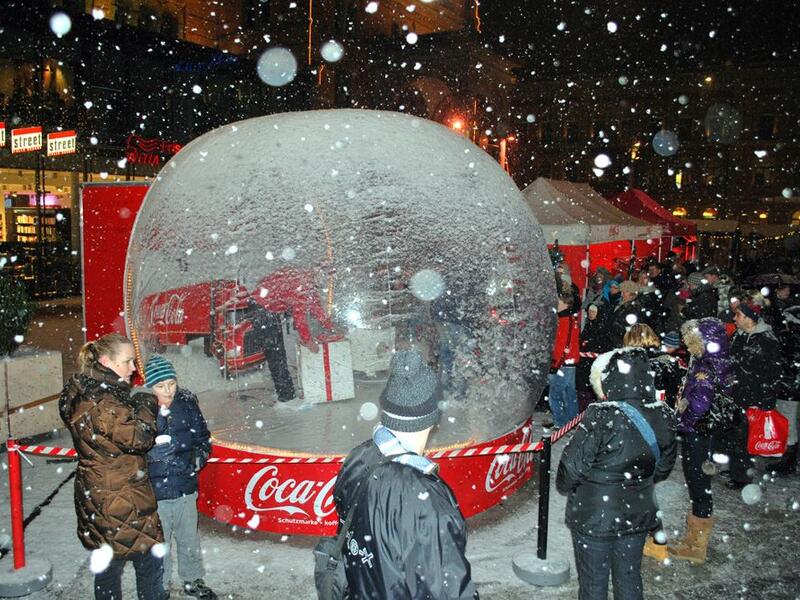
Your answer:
[244,465,337,519]
[754,440,782,453]
[484,428,535,493]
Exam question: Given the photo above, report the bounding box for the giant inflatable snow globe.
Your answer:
[126,110,556,534]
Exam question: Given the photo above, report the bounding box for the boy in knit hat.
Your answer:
[144,356,217,600]
[332,349,477,599]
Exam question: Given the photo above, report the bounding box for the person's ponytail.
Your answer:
[76,333,131,374]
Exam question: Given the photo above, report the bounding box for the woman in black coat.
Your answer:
[557,347,677,600]
[575,303,613,410]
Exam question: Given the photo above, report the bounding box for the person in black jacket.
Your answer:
[576,303,612,410]
[726,301,783,489]
[683,272,719,321]
[623,324,686,409]
[247,298,297,402]
[332,349,478,600]
[558,347,677,600]
[144,356,216,600]
[606,280,646,347]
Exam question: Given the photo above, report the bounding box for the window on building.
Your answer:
[245,0,270,26]
[752,167,772,187]
[541,123,555,145]
[677,117,694,142]
[757,115,777,140]
[704,166,723,187]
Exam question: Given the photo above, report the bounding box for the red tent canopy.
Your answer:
[607,189,697,237]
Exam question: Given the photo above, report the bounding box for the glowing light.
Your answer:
[672,206,688,217]
[49,11,71,37]
[702,207,718,219]
[758,212,768,220]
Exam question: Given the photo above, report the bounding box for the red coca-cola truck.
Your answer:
[139,279,266,374]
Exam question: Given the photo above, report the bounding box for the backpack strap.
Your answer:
[618,402,661,463]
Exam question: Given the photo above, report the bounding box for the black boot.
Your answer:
[183,579,217,600]
[769,444,798,475]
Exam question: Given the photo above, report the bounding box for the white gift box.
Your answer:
[298,340,355,403]
[349,327,395,376]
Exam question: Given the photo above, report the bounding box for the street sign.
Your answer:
[46,130,77,156]
[0,122,5,147]
[10,126,42,153]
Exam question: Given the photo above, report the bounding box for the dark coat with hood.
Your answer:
[730,320,782,410]
[678,318,732,433]
[58,365,163,558]
[607,298,647,348]
[557,348,678,539]
[333,439,478,600]
[645,347,686,409]
[146,388,212,502]
[684,284,719,321]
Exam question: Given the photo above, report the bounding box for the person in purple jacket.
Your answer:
[669,317,732,565]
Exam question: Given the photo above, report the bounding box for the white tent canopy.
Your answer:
[521,178,664,244]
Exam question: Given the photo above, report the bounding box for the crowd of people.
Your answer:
[550,251,800,599]
[55,248,799,600]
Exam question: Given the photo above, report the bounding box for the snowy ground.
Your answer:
[1,423,799,599]
[3,299,800,599]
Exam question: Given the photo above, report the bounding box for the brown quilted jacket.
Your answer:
[58,365,163,558]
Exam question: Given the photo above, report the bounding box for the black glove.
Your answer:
[149,441,176,461]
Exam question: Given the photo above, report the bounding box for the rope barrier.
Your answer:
[17,412,585,464]
[17,439,551,464]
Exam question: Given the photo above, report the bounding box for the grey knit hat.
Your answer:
[380,349,442,432]
[687,272,705,287]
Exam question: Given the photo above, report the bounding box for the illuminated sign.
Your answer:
[0,122,5,147]
[11,126,42,154]
[126,134,182,166]
[46,130,77,156]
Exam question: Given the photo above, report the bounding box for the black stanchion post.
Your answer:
[512,432,569,586]
[536,435,552,561]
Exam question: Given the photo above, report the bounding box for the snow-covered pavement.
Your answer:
[2,420,799,599]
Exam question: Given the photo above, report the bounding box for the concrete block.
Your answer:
[1,349,64,440]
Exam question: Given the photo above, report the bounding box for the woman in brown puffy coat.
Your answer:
[59,333,166,599]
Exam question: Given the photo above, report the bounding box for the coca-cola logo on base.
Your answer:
[484,428,535,493]
[244,465,337,520]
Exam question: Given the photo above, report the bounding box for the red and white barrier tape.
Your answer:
[579,351,599,358]
[16,412,589,463]
[550,411,586,444]
[16,439,551,464]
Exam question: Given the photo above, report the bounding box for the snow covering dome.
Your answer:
[126,109,555,454]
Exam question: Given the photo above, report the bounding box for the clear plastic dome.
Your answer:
[126,109,556,455]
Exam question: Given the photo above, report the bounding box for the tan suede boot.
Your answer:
[643,536,669,561]
[668,514,715,564]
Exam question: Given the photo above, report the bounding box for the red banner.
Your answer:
[198,419,535,536]
[80,182,149,341]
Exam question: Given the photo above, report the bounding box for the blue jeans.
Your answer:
[94,552,165,600]
[158,492,205,585]
[548,366,578,427]
[572,531,647,600]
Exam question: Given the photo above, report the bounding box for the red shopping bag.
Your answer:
[746,408,789,457]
